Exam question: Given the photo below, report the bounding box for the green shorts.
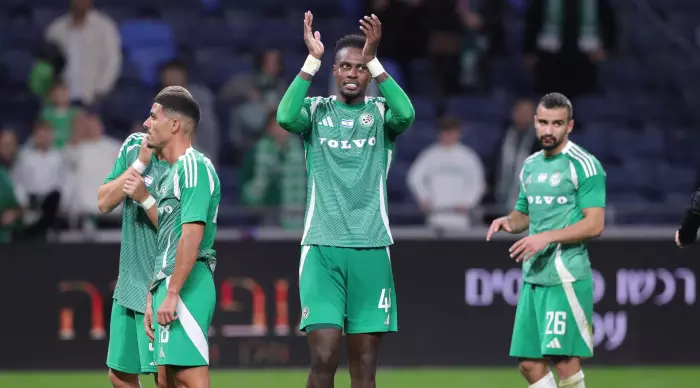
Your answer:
[153,261,215,367]
[510,278,594,359]
[298,245,398,334]
[106,299,157,374]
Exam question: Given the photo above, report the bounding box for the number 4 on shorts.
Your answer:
[378,288,391,312]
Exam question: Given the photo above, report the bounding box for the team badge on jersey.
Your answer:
[359,113,374,127]
[549,172,561,187]
[341,119,354,129]
[145,175,154,187]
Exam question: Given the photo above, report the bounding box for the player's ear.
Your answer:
[568,119,575,133]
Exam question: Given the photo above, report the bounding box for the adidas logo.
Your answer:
[545,338,562,349]
[318,117,334,127]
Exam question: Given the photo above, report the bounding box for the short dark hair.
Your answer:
[539,92,573,120]
[438,116,461,132]
[335,34,365,59]
[154,86,201,132]
[33,119,52,133]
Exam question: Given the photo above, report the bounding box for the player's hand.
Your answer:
[156,291,179,326]
[144,294,155,342]
[359,14,382,63]
[137,137,153,165]
[1,209,19,226]
[303,11,324,60]
[675,230,684,248]
[123,170,149,203]
[486,216,513,241]
[509,233,551,263]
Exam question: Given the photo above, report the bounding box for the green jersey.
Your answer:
[0,166,20,243]
[277,76,415,248]
[514,141,606,286]
[151,147,220,290]
[104,133,170,313]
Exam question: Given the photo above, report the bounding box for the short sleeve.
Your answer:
[514,188,529,214]
[179,156,213,224]
[103,136,139,183]
[574,157,606,209]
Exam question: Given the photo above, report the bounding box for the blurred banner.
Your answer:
[2,240,699,369]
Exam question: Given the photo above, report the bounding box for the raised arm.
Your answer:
[277,11,323,134]
[98,136,152,214]
[360,14,415,133]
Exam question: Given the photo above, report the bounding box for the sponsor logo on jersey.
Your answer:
[319,137,377,149]
[341,119,354,128]
[527,195,568,205]
[549,172,561,187]
[145,175,154,187]
[158,205,174,215]
[359,112,374,127]
[318,116,334,127]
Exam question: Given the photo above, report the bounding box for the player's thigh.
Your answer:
[155,261,216,368]
[299,245,347,332]
[509,282,543,359]
[171,365,210,388]
[133,311,158,374]
[538,278,594,358]
[106,299,141,375]
[345,247,397,334]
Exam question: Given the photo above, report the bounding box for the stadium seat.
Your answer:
[446,97,509,122]
[120,20,176,86]
[0,49,34,86]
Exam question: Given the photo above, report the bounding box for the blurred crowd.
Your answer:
[5,0,679,243]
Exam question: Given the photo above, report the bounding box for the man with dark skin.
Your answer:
[277,11,415,388]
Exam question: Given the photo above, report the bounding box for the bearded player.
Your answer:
[98,132,169,385]
[486,93,606,388]
[277,11,415,388]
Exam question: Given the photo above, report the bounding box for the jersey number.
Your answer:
[378,288,391,312]
[545,311,567,335]
[160,325,170,343]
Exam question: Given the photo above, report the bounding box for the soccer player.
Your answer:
[98,126,170,386]
[143,86,220,388]
[486,93,606,388]
[277,11,415,388]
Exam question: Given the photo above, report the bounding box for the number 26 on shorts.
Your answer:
[545,311,567,335]
[378,288,391,312]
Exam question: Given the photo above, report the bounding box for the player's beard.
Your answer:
[339,88,362,100]
[538,135,560,150]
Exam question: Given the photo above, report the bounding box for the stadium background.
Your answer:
[2,0,700,387]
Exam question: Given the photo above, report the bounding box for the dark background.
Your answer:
[2,239,698,369]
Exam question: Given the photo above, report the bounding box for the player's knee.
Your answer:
[310,346,339,372]
[518,359,549,381]
[349,351,377,381]
[108,369,138,388]
[552,356,581,380]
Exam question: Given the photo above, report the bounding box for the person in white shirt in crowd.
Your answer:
[45,0,122,106]
[11,121,68,232]
[408,116,486,231]
[63,111,121,224]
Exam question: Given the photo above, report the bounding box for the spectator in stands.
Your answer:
[63,111,121,224]
[39,82,78,149]
[239,110,306,229]
[0,129,19,169]
[407,116,486,231]
[45,0,122,106]
[28,40,66,100]
[524,0,616,98]
[159,59,220,165]
[0,129,22,243]
[220,49,286,161]
[489,98,538,215]
[10,121,66,238]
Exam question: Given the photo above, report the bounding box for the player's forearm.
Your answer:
[543,213,605,245]
[507,211,530,234]
[378,76,415,132]
[97,172,132,214]
[145,205,158,229]
[277,76,311,134]
[678,188,700,244]
[168,224,204,295]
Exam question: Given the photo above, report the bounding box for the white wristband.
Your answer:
[367,58,385,77]
[140,195,156,210]
[301,55,322,76]
[132,159,147,174]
